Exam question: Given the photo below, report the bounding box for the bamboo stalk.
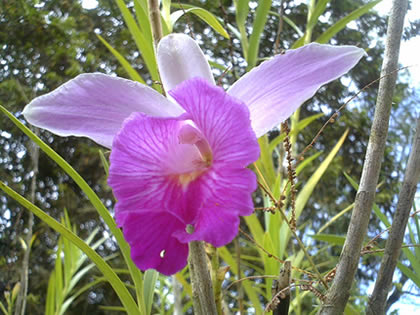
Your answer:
[317,0,409,313]
[148,0,163,45]
[188,241,217,315]
[366,118,420,314]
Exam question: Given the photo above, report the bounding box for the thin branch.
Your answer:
[318,0,409,313]
[367,117,420,315]
[238,227,317,279]
[255,181,328,288]
[274,0,285,55]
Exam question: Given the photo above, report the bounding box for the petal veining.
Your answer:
[228,43,366,137]
[170,78,260,168]
[108,112,208,222]
[23,73,183,148]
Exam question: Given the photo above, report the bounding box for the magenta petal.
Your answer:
[108,113,203,222]
[157,34,215,93]
[117,210,188,275]
[169,78,260,167]
[228,43,366,137]
[23,73,183,148]
[175,166,257,247]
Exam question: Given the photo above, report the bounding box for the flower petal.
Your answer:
[23,73,183,148]
[228,43,366,137]
[157,34,215,93]
[169,78,260,168]
[117,210,188,275]
[175,166,257,247]
[108,112,204,223]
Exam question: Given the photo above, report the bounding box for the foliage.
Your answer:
[1,0,419,314]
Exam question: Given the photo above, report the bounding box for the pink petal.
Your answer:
[169,78,260,168]
[23,73,183,148]
[157,34,215,93]
[228,43,366,137]
[117,210,188,275]
[108,112,206,223]
[175,166,257,247]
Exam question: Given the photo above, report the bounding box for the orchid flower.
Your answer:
[23,34,365,275]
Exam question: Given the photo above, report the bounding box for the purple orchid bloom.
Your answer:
[23,34,365,275]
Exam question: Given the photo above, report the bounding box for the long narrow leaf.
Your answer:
[234,0,250,58]
[0,181,141,315]
[171,7,229,38]
[115,0,160,85]
[247,0,272,69]
[97,34,146,83]
[307,0,331,30]
[280,129,349,250]
[316,0,382,44]
[0,104,145,312]
[143,270,158,315]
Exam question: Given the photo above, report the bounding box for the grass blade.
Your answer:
[0,181,141,315]
[316,0,382,44]
[97,34,146,84]
[247,0,272,69]
[0,104,145,312]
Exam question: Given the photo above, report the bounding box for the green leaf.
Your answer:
[98,149,109,176]
[133,0,154,43]
[268,113,324,153]
[307,0,331,30]
[0,181,141,315]
[255,135,276,187]
[296,152,322,175]
[161,0,172,29]
[171,7,229,38]
[310,234,346,246]
[343,172,390,226]
[0,301,7,315]
[316,0,382,44]
[0,104,145,313]
[269,11,304,37]
[262,232,278,299]
[115,0,160,86]
[55,238,64,307]
[234,0,250,58]
[45,272,56,315]
[97,34,145,83]
[247,0,272,69]
[397,261,420,288]
[280,129,349,250]
[295,129,349,219]
[143,270,158,315]
[318,203,354,234]
[218,247,262,314]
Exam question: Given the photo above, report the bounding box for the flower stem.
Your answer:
[188,241,217,315]
[148,0,163,45]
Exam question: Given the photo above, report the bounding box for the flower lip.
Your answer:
[178,121,213,167]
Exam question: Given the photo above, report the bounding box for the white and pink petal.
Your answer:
[157,34,215,93]
[228,43,366,137]
[23,73,183,148]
